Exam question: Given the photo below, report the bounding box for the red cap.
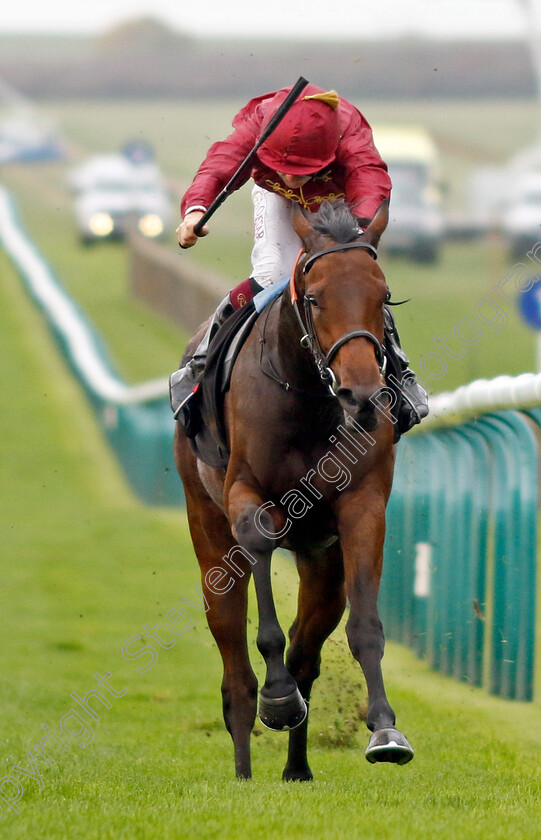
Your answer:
[257,84,341,175]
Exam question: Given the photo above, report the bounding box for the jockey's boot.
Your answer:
[169,278,262,432]
[383,306,429,437]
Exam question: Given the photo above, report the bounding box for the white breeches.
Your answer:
[250,185,303,288]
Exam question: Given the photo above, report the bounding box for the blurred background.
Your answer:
[3,0,541,392]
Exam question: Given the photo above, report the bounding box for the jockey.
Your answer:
[170,83,428,437]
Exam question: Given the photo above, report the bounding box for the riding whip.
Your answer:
[193,76,309,236]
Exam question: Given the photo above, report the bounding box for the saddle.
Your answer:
[183,289,426,467]
[187,302,260,469]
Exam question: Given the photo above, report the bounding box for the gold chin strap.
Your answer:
[303,90,340,110]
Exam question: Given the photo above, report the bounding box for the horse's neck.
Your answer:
[252,294,344,452]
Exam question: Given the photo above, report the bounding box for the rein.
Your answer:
[288,243,387,395]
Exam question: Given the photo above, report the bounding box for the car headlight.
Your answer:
[89,213,114,237]
[138,214,164,238]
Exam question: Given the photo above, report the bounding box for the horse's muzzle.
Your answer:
[337,386,379,431]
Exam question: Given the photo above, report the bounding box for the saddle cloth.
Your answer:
[187,277,289,469]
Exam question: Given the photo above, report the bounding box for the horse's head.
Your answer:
[291,200,391,432]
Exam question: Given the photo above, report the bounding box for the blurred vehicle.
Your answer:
[69,149,171,245]
[501,171,541,260]
[372,125,445,263]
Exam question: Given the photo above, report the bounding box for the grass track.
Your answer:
[1,245,541,838]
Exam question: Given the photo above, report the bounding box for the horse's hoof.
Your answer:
[258,688,307,732]
[365,728,414,765]
[282,765,313,782]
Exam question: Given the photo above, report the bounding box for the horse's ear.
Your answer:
[363,199,389,249]
[291,204,316,245]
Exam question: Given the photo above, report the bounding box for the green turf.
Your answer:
[1,99,541,834]
[1,246,541,839]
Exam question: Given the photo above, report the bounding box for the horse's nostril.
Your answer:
[337,388,378,429]
[337,388,357,409]
[338,388,373,408]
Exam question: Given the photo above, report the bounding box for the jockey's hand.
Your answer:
[176,211,208,249]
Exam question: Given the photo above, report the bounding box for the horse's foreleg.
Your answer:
[178,450,257,778]
[283,545,346,781]
[206,578,258,779]
[194,548,258,777]
[337,487,414,765]
[229,485,306,733]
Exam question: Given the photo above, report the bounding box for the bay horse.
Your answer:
[174,199,414,780]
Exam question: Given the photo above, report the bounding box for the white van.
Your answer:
[70,153,171,245]
[372,125,445,263]
[501,171,541,260]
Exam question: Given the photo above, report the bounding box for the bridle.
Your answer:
[289,243,387,396]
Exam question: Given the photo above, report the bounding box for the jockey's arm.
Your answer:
[178,101,262,249]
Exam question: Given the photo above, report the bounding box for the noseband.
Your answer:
[290,243,387,395]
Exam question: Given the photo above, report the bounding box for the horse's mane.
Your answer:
[310,200,360,244]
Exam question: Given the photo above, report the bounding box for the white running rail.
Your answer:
[423,373,541,430]
[0,185,169,405]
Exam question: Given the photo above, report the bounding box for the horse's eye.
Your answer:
[307,296,319,308]
[385,290,391,303]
